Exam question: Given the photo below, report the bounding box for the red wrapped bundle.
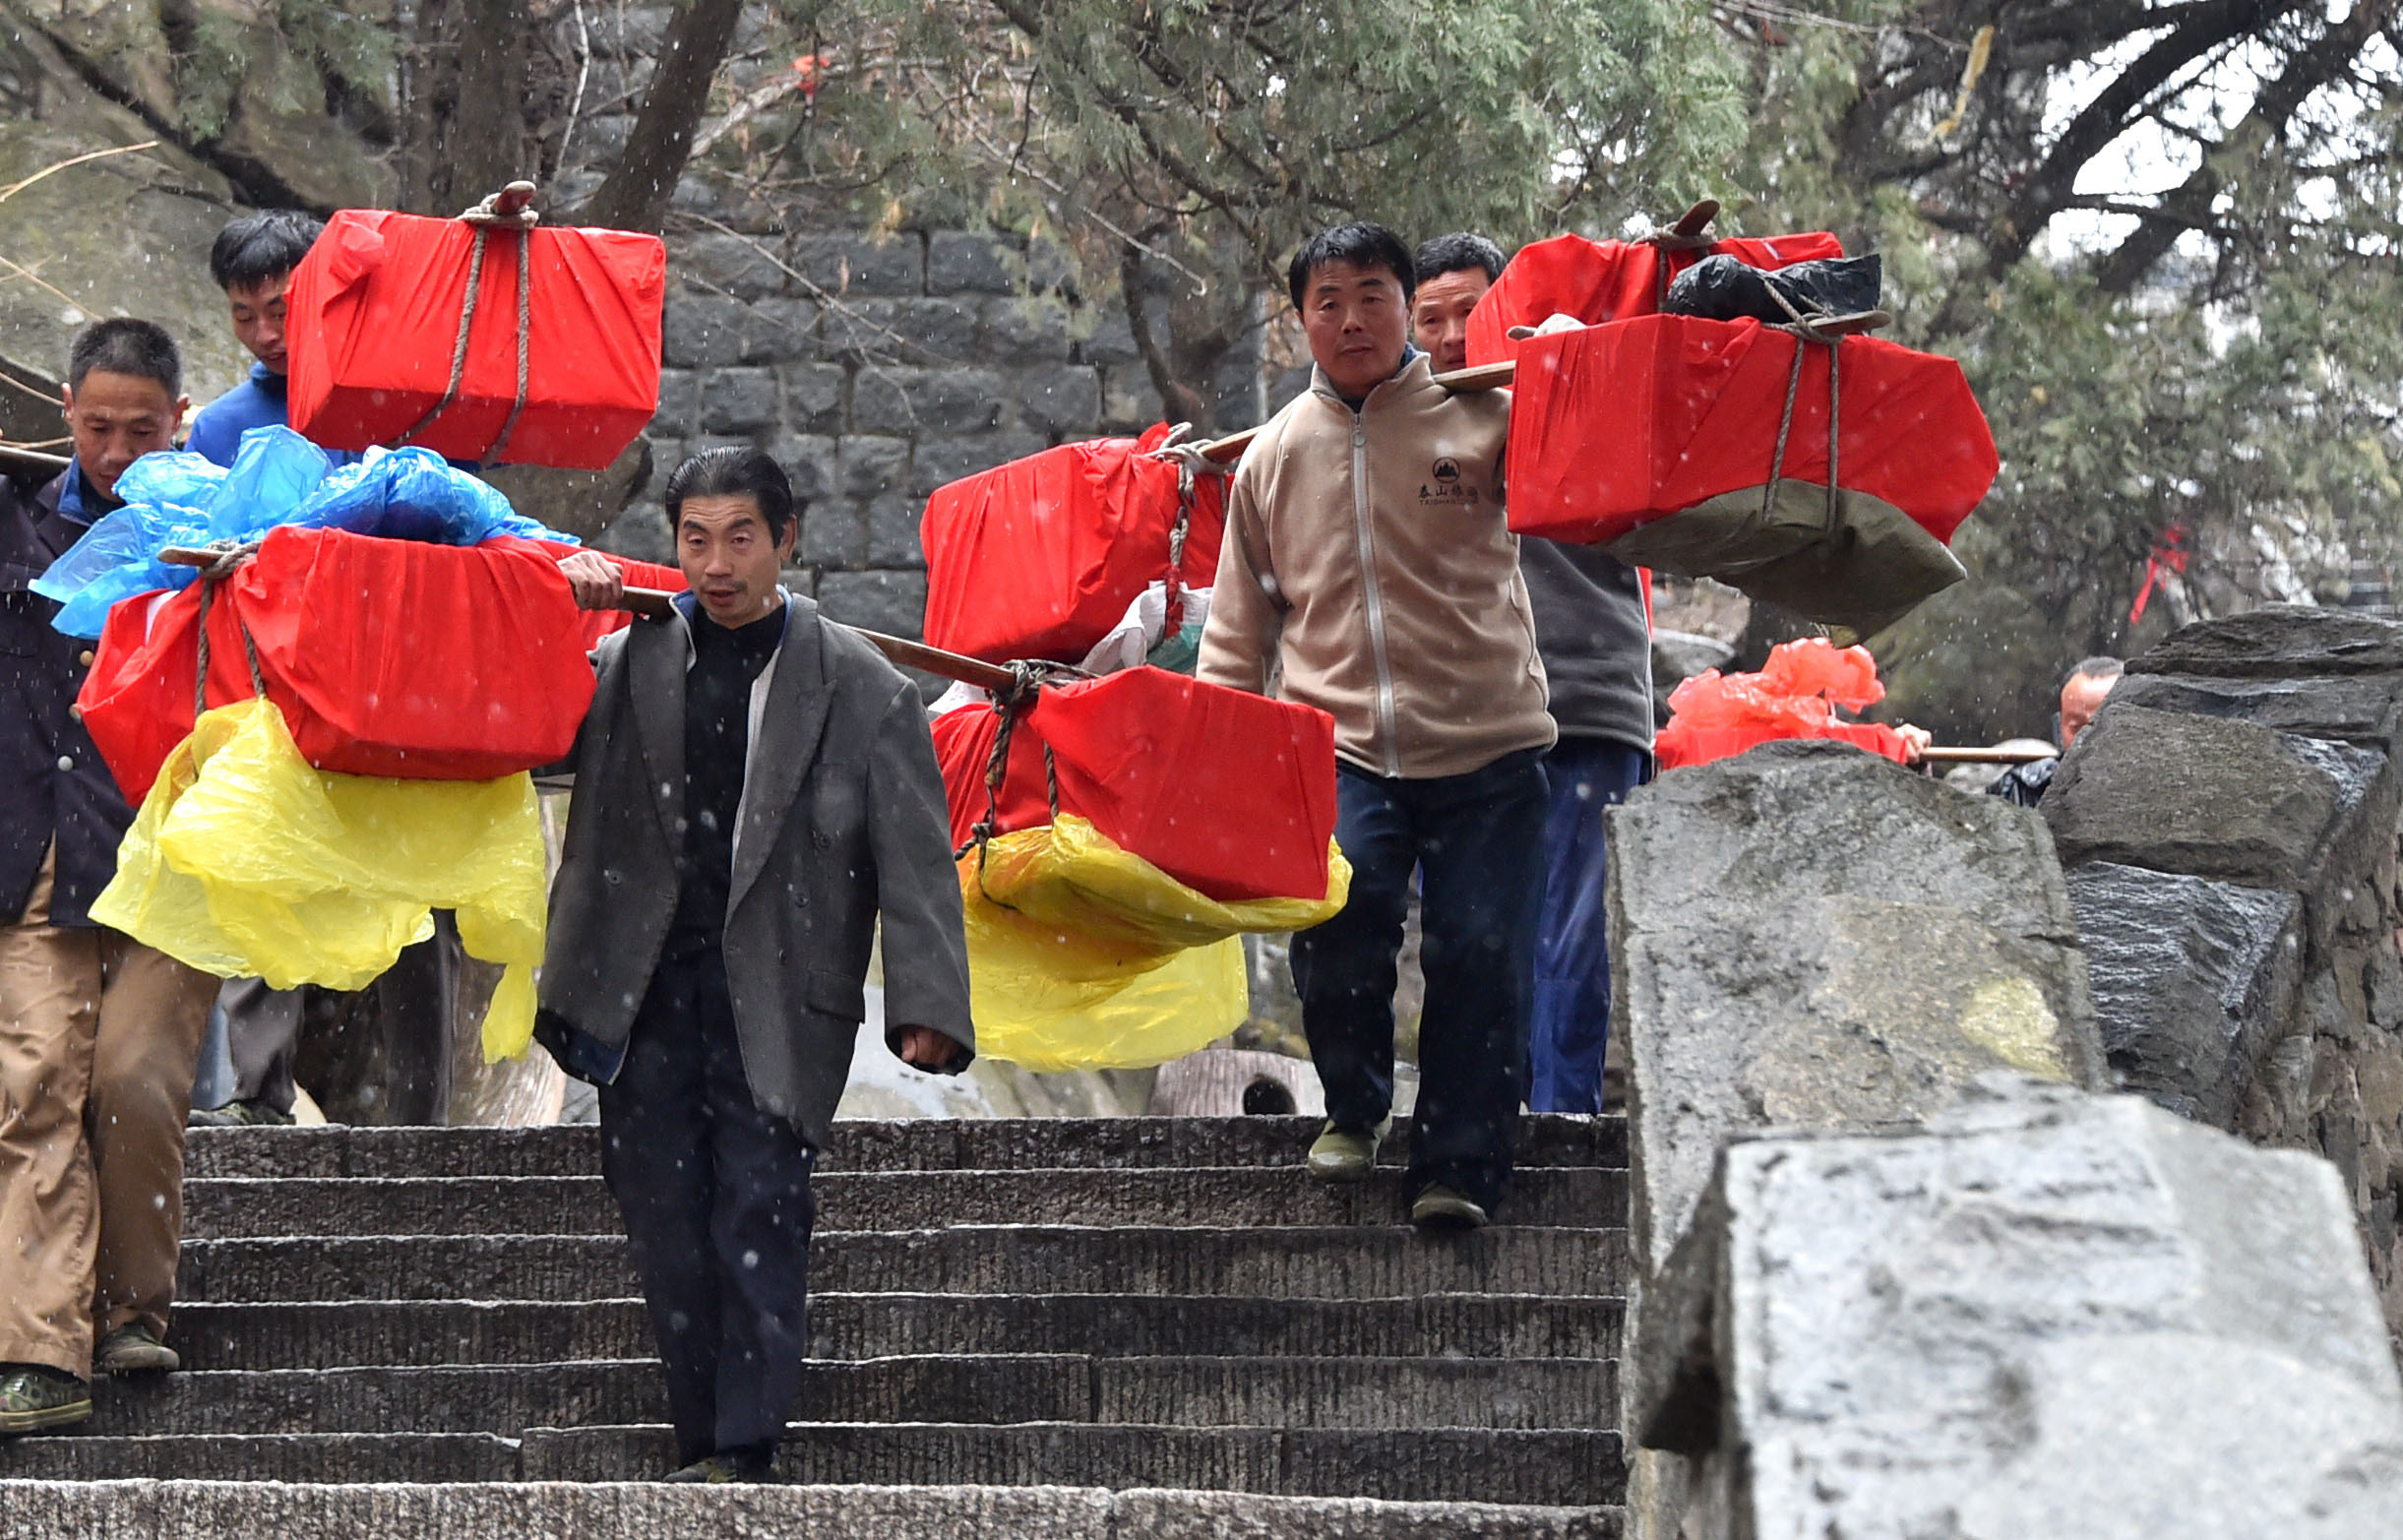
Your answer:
[1655,638,1910,771]
[920,424,1227,664]
[932,667,1336,903]
[285,210,665,470]
[1465,229,1845,367]
[80,527,599,799]
[1505,314,1995,632]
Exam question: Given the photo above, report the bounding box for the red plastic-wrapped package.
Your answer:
[932,667,1336,903]
[285,209,665,470]
[80,527,599,799]
[1504,313,1996,632]
[920,424,1228,664]
[1654,638,1910,770]
[1465,229,1845,367]
[481,540,689,648]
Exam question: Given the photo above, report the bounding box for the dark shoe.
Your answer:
[1410,1183,1490,1231]
[193,1098,294,1128]
[95,1324,179,1375]
[0,1365,92,1435]
[1304,1116,1391,1184]
[663,1448,775,1483]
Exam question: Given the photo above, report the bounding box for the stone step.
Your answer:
[85,1356,1617,1436]
[177,1226,1630,1304]
[170,1292,1625,1370]
[520,1422,1625,1506]
[184,1115,1628,1181]
[0,1480,1623,1539]
[1,1423,1621,1504]
[182,1167,1628,1238]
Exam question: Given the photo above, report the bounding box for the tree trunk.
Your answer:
[400,0,534,215]
[571,0,744,233]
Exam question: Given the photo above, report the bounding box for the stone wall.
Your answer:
[2045,607,2403,1341]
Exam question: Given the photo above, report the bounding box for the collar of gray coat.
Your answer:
[632,588,836,905]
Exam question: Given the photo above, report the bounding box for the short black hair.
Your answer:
[210,210,325,292]
[1287,222,1417,310]
[664,446,798,541]
[2067,655,2125,685]
[68,317,182,398]
[1414,232,1506,285]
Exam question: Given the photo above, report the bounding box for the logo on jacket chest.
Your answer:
[1421,456,1482,506]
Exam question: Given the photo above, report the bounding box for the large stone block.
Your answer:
[2131,605,2403,679]
[983,297,1076,363]
[912,432,1049,499]
[865,494,926,569]
[1016,364,1104,435]
[1637,1076,2403,1539]
[838,436,910,500]
[790,231,925,296]
[2107,670,2403,747]
[929,229,1017,294]
[1609,740,2103,1282]
[819,569,928,639]
[674,229,788,299]
[767,433,837,506]
[778,361,849,434]
[2045,704,2385,891]
[2067,862,2303,1126]
[700,366,778,433]
[854,367,1009,435]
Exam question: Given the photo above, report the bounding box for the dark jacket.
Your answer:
[534,591,975,1146]
[1,465,131,927]
[1519,537,1654,752]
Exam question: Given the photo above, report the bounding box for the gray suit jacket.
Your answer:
[534,592,974,1146]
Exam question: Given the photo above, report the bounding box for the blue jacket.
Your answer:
[1,463,135,926]
[186,362,363,469]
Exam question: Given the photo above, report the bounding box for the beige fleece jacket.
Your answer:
[1197,353,1554,779]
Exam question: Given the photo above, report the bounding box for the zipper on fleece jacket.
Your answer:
[1348,408,1404,777]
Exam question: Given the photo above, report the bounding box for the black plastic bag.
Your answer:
[1662,253,1883,324]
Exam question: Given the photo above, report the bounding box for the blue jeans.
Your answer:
[1528,738,1650,1113]
[1290,749,1548,1213]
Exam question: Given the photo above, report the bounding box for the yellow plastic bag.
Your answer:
[92,698,548,1061]
[960,815,1350,1072]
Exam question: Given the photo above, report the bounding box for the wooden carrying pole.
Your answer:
[1918,746,2056,766]
[155,548,1019,695]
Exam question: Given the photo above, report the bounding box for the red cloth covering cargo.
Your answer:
[80,527,599,800]
[489,544,687,649]
[1655,638,1910,771]
[931,667,1336,904]
[920,424,1227,664]
[1464,229,1845,368]
[285,209,665,470]
[1505,313,1996,634]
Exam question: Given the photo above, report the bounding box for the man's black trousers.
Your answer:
[598,943,817,1468]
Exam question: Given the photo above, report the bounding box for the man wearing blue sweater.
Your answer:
[184,211,336,468]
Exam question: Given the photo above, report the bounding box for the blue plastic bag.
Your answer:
[35,426,574,637]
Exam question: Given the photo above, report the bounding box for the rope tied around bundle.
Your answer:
[187,538,266,718]
[395,180,540,464]
[1756,286,1892,540]
[954,657,1091,872]
[1145,422,1230,639]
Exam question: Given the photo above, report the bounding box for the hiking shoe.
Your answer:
[0,1365,92,1435]
[95,1324,179,1375]
[1410,1183,1490,1231]
[1305,1117,1390,1184]
[663,1449,775,1483]
[189,1098,294,1129]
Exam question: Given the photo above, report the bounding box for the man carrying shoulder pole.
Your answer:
[550,447,973,1481]
[1199,222,1554,1230]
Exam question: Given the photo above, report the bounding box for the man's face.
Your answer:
[1411,267,1491,375]
[1301,260,1410,400]
[62,370,186,499]
[226,274,295,374]
[678,493,795,628]
[2060,671,2117,748]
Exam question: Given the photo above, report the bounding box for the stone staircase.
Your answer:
[0,1115,1629,1535]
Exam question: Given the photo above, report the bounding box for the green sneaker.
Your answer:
[0,1365,92,1435]
[96,1323,179,1375]
[1409,1183,1490,1231]
[1305,1117,1391,1184]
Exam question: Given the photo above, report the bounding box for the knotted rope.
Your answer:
[1143,423,1229,638]
[395,185,540,463]
[955,659,1082,868]
[188,539,266,717]
[1756,286,1891,539]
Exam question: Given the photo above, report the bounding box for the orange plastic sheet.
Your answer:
[1655,637,1911,771]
